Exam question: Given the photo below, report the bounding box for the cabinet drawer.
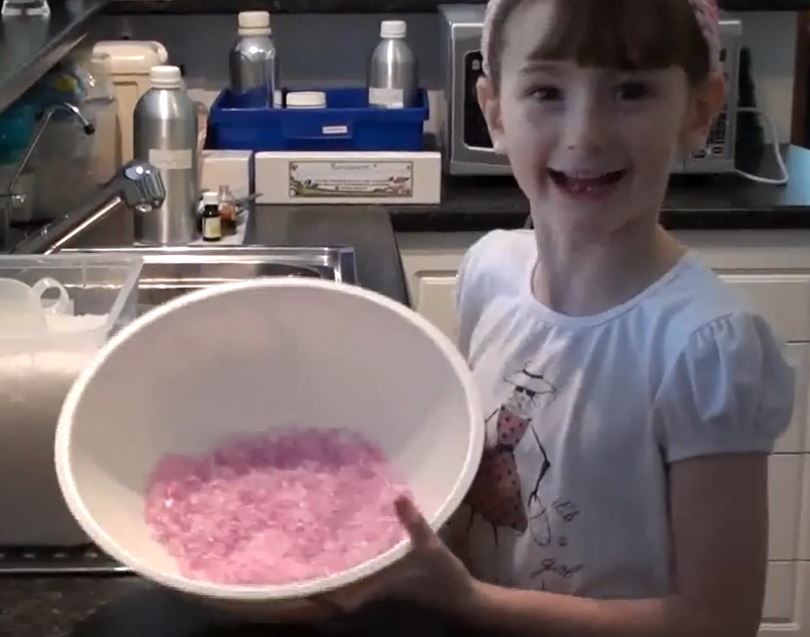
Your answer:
[719,274,810,343]
[763,561,799,629]
[799,455,810,561]
[769,455,803,561]
[760,561,810,636]
[775,344,809,454]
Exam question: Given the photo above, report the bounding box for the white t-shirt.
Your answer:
[452,230,794,599]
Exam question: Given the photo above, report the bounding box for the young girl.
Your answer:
[325,1,796,635]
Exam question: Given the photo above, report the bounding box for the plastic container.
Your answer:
[208,87,428,152]
[80,51,121,188]
[285,91,326,110]
[55,278,483,616]
[0,253,142,546]
[93,41,170,162]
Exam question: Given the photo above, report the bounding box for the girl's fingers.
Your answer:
[394,497,435,549]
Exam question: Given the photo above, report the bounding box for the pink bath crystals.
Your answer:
[144,427,413,585]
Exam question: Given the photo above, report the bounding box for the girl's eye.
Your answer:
[529,86,563,101]
[616,81,652,101]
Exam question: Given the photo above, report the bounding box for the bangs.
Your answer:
[511,0,710,84]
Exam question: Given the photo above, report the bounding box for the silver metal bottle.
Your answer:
[229,11,279,107]
[368,20,418,109]
[133,65,198,245]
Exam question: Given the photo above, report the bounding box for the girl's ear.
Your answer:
[683,72,726,153]
[477,76,507,154]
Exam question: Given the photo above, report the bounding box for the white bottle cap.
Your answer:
[202,191,219,206]
[238,11,271,35]
[149,65,183,89]
[380,20,407,39]
[286,91,327,109]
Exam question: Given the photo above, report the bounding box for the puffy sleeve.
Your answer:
[652,313,795,463]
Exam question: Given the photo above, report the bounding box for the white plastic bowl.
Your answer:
[55,279,483,611]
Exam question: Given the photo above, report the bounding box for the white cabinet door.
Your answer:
[775,344,809,454]
[398,232,484,344]
[411,272,460,342]
[760,562,810,637]
[799,454,810,561]
[717,273,810,344]
[769,455,804,561]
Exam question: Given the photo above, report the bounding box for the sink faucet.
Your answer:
[0,103,95,251]
[34,160,167,254]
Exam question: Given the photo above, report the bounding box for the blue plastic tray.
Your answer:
[208,88,429,152]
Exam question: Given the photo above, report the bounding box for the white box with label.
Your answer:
[201,150,253,199]
[254,151,441,205]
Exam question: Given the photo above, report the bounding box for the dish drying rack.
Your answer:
[0,544,128,574]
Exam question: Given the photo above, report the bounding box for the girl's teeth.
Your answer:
[556,171,625,194]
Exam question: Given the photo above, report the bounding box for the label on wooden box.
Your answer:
[289,160,413,199]
[256,151,441,205]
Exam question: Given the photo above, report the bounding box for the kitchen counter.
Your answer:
[107,0,810,13]
[0,575,458,637]
[391,144,810,232]
[247,204,409,305]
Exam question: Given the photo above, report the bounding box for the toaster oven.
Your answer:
[438,4,743,176]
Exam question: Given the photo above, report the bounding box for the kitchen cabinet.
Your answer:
[398,229,810,637]
[398,232,484,343]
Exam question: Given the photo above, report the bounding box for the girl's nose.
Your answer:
[563,96,608,153]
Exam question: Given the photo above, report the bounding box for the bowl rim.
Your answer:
[55,277,484,601]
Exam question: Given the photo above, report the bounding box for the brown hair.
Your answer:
[486,0,710,92]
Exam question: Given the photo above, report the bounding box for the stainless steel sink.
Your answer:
[0,243,356,573]
[62,246,358,314]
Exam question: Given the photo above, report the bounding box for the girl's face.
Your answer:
[479,0,724,240]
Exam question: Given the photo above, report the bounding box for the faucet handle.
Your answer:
[121,161,166,211]
[0,193,26,207]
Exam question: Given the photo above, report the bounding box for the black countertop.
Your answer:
[0,575,457,637]
[391,144,810,232]
[107,0,810,13]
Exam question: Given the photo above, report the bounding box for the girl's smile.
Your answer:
[547,168,629,201]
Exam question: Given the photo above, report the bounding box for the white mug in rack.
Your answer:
[32,277,74,315]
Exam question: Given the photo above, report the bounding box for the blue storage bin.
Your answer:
[208,88,429,152]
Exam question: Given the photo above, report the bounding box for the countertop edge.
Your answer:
[106,0,810,13]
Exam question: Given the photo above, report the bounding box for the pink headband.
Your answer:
[481,0,721,77]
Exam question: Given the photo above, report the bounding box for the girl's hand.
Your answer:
[321,497,475,614]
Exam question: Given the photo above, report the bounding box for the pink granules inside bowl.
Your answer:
[144,428,412,585]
